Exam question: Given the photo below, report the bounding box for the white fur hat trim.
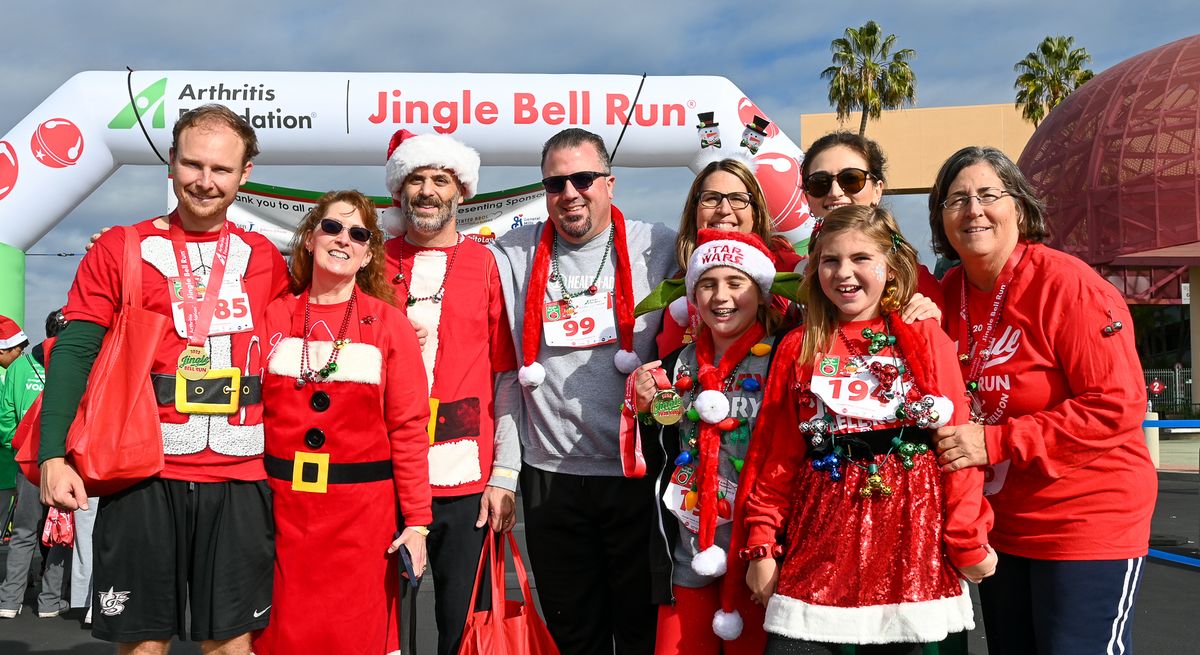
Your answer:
[385,133,481,200]
[686,238,776,302]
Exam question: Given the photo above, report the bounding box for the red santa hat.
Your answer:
[0,315,28,350]
[517,206,639,387]
[685,230,777,303]
[382,129,481,236]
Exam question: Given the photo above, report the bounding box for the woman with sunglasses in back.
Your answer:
[801,132,943,305]
[254,190,432,654]
[928,148,1155,655]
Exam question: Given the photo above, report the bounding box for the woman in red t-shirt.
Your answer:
[928,147,1157,655]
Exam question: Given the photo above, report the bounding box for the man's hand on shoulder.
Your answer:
[40,457,89,510]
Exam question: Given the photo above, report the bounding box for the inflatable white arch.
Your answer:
[0,71,812,324]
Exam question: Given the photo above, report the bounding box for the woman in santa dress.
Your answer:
[255,190,432,655]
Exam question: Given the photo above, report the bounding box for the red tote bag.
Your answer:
[13,225,167,495]
[458,531,559,655]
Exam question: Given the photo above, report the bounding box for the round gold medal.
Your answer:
[651,389,684,426]
[177,345,211,381]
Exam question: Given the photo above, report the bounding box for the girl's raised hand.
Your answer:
[631,360,663,413]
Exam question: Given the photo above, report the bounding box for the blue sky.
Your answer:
[2,1,1198,330]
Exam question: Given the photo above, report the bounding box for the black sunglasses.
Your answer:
[318,218,372,244]
[803,168,873,198]
[541,171,610,194]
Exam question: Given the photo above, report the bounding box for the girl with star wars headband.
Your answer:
[742,205,995,655]
[629,229,795,654]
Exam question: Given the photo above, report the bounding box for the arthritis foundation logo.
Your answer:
[31,119,83,168]
[109,77,168,129]
[0,141,17,201]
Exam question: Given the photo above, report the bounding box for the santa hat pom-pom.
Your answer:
[518,362,546,388]
[691,544,728,577]
[381,206,407,237]
[614,349,641,374]
[668,297,691,327]
[694,390,730,424]
[930,395,955,429]
[712,609,744,640]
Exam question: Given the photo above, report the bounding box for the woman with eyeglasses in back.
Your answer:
[253,190,432,655]
[928,147,1155,655]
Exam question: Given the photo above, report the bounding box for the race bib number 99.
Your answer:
[543,292,617,348]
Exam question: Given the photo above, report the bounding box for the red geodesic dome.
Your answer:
[1018,34,1200,304]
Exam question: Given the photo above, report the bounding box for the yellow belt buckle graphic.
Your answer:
[291,451,330,493]
[174,367,241,414]
[427,397,440,444]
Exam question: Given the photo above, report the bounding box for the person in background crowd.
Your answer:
[253,190,431,654]
[39,104,289,654]
[380,129,520,655]
[491,128,677,654]
[0,313,26,545]
[0,311,71,620]
[929,146,1156,655]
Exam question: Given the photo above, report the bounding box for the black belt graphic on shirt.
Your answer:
[427,397,481,443]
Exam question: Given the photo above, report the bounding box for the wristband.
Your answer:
[649,368,683,426]
[406,525,430,537]
[738,543,783,560]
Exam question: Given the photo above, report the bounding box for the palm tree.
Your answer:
[1014,36,1095,126]
[821,21,917,136]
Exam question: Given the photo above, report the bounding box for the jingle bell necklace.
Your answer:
[549,223,613,309]
[392,234,463,307]
[297,289,356,387]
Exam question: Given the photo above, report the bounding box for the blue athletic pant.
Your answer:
[979,550,1144,655]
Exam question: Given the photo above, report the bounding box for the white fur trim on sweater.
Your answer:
[385,133,480,199]
[691,544,727,577]
[929,395,955,429]
[763,579,974,644]
[428,439,483,487]
[614,349,641,374]
[712,609,744,640]
[668,297,691,327]
[694,389,730,424]
[518,362,545,388]
[268,337,382,384]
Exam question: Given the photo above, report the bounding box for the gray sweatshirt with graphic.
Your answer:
[490,217,677,477]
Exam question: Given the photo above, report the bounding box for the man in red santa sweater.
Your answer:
[381,129,520,655]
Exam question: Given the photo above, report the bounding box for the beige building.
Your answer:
[799,104,1035,193]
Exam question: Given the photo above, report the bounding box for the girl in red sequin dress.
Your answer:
[742,205,996,654]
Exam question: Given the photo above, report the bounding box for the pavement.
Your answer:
[0,439,1196,654]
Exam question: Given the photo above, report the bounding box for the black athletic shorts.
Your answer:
[91,477,274,643]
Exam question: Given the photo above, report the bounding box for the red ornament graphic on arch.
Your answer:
[736,98,810,235]
[31,118,84,168]
[0,141,17,201]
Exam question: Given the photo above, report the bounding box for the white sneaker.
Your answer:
[84,607,92,625]
[0,607,20,619]
[38,608,64,618]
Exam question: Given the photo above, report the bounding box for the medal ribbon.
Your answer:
[958,242,1026,385]
[693,322,765,551]
[619,372,647,478]
[168,213,232,348]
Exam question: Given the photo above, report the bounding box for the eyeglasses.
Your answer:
[802,168,873,198]
[941,190,1011,212]
[318,218,373,244]
[541,171,610,194]
[697,191,753,210]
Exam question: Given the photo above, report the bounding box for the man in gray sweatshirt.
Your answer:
[491,128,676,654]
